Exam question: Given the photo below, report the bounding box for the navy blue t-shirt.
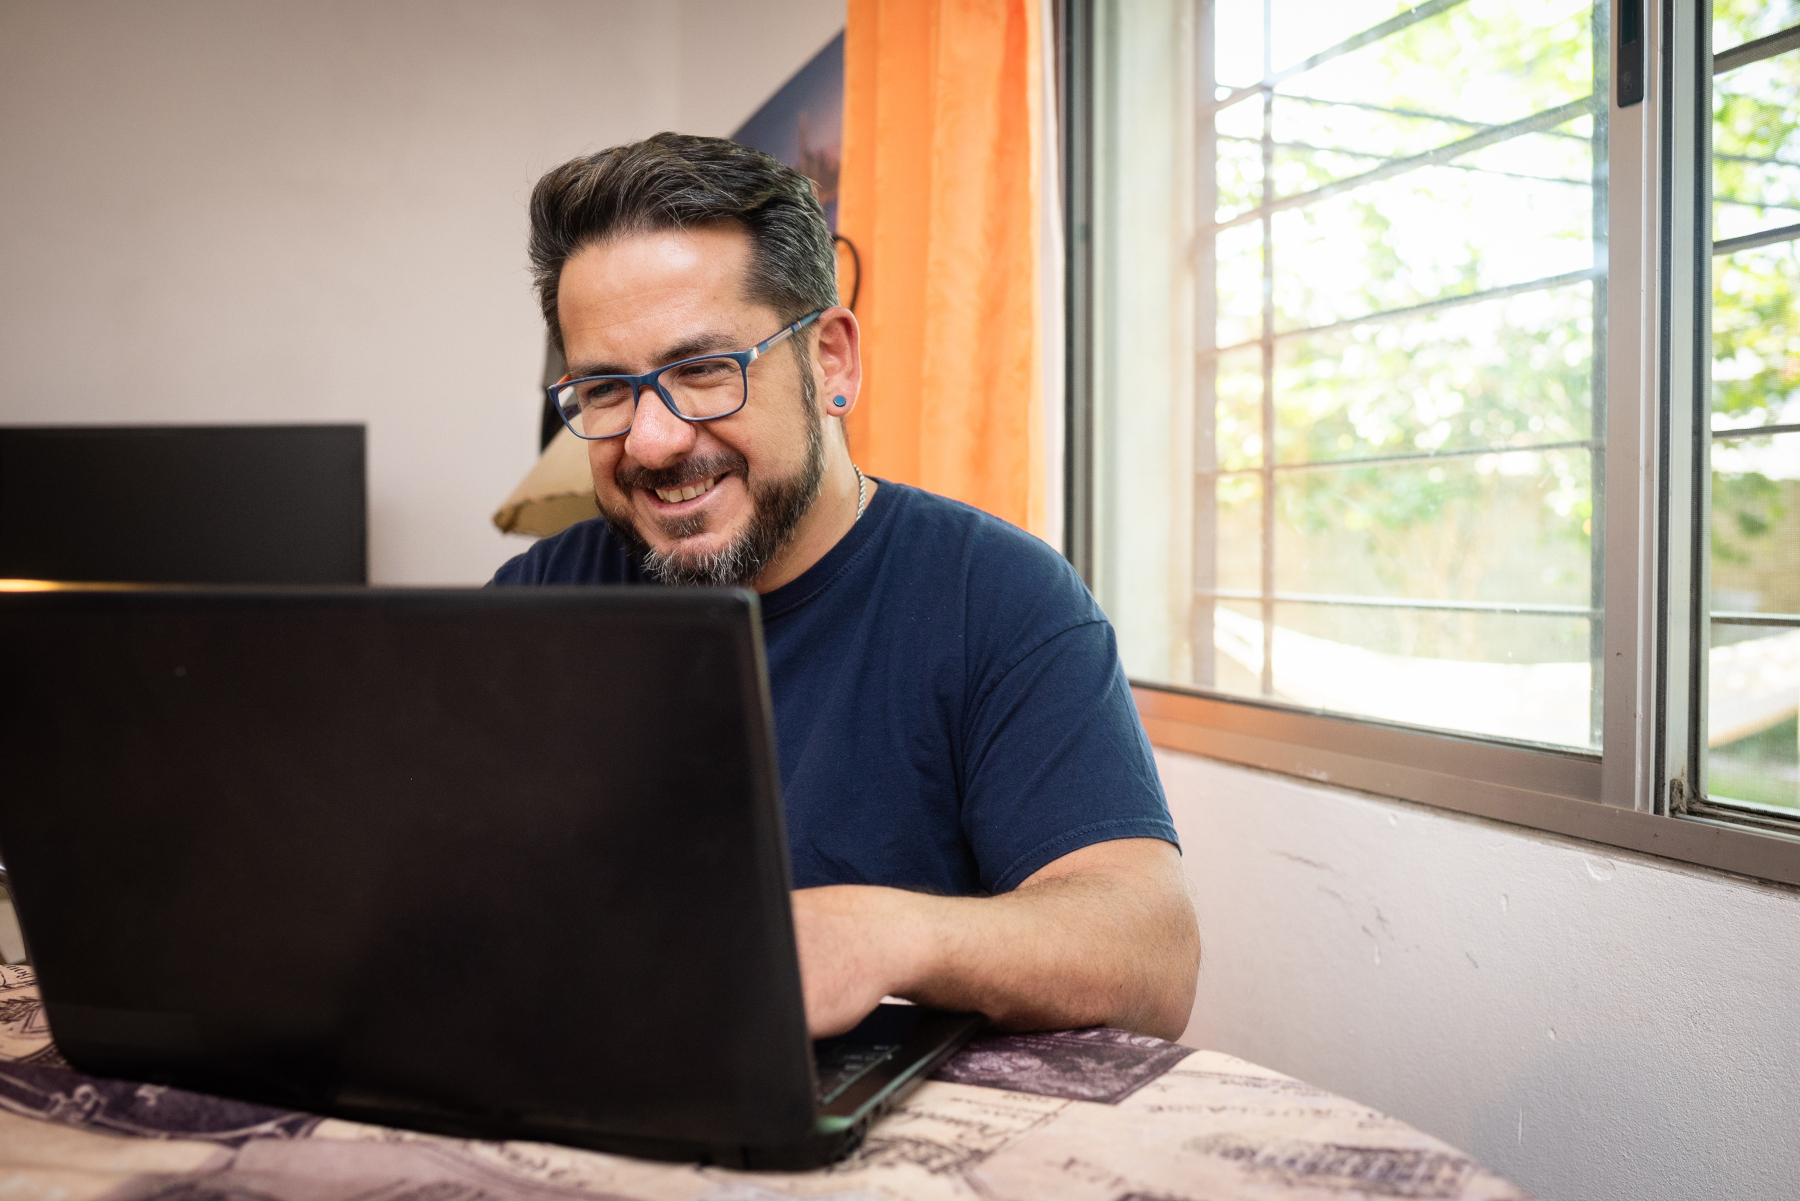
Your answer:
[490,481,1176,895]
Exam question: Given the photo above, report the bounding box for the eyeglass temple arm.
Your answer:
[748,310,824,363]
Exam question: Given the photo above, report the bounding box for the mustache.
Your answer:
[614,451,748,493]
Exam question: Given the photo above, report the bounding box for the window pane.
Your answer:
[1705,16,1800,813]
[1715,1,1800,58]
[1215,473,1263,594]
[1213,345,1264,471]
[1273,454,1593,608]
[1713,38,1800,247]
[1713,244,1800,431]
[1266,604,1593,746]
[1273,286,1596,465]
[1707,430,1800,812]
[1090,0,1605,749]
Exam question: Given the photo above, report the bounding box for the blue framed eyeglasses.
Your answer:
[550,310,824,441]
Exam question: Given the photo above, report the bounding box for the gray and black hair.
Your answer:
[528,132,838,353]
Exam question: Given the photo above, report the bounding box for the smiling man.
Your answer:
[493,134,1199,1040]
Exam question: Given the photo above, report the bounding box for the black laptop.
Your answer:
[0,586,980,1168]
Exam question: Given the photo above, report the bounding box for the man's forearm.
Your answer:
[901,866,1197,1038]
[792,839,1200,1040]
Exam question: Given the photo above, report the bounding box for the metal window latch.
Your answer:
[1618,0,1645,107]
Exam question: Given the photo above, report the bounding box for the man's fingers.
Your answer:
[790,885,900,1038]
[804,990,876,1039]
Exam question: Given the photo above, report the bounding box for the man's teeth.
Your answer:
[653,476,717,504]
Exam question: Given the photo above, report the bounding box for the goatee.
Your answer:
[598,382,827,588]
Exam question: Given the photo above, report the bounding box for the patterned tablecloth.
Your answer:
[0,965,1531,1201]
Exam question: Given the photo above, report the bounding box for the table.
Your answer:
[0,965,1531,1200]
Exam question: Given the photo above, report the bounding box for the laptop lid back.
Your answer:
[0,587,817,1150]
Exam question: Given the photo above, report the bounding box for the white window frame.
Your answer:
[1060,0,1800,886]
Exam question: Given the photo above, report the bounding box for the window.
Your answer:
[1680,2,1800,824]
[1089,0,1607,748]
[1065,0,1800,883]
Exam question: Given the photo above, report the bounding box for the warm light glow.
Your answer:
[0,579,139,591]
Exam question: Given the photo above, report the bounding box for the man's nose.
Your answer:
[622,385,697,468]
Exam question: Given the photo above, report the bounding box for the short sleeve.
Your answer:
[959,619,1178,894]
[489,552,538,585]
[485,519,643,587]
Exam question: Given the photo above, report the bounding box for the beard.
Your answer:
[597,373,827,588]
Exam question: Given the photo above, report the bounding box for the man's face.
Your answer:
[557,225,823,586]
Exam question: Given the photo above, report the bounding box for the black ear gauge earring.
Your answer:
[832,395,849,408]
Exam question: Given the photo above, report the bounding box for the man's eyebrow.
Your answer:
[567,331,743,378]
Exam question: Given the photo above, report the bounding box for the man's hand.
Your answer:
[789,838,1198,1040]
[789,885,932,1037]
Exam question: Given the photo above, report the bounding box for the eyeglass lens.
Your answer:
[556,357,748,439]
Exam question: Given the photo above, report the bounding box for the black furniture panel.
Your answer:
[0,425,366,585]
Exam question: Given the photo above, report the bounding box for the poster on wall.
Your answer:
[730,31,845,232]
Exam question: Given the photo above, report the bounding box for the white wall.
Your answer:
[0,0,843,584]
[677,2,844,138]
[1164,748,1800,1201]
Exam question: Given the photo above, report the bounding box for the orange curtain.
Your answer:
[838,0,1046,538]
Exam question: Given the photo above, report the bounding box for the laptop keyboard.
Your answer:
[813,1040,902,1105]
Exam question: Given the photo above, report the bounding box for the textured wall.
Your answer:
[1163,748,1800,1201]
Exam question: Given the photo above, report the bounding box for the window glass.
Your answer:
[1714,0,1800,54]
[1089,0,1607,749]
[1706,2,1800,812]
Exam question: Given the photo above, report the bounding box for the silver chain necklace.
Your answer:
[852,464,868,521]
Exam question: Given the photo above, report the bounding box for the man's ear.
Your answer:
[813,306,863,419]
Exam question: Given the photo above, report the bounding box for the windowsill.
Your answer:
[1132,683,1800,888]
